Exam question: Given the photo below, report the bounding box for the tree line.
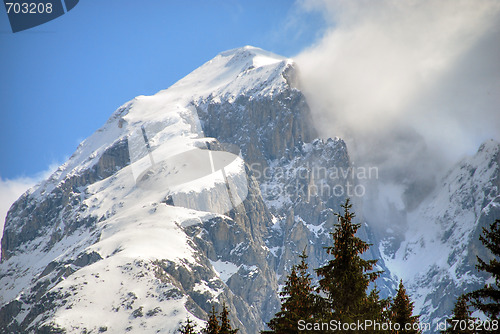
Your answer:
[178,199,500,333]
[263,199,420,333]
[178,303,239,334]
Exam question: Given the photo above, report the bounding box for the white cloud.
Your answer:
[0,164,58,238]
[294,0,500,213]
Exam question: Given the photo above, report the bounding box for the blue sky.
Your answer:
[0,0,325,179]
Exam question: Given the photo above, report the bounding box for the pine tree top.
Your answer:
[315,198,383,321]
[265,248,317,333]
[203,306,220,334]
[468,219,500,321]
[178,316,198,334]
[441,295,476,334]
[219,303,238,334]
[390,280,421,333]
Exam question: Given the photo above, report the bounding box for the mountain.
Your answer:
[1,46,498,333]
[382,139,500,328]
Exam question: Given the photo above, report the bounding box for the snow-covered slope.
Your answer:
[383,139,500,328]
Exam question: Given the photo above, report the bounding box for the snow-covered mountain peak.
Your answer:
[113,47,292,125]
[219,45,288,68]
[159,45,294,103]
[26,46,297,204]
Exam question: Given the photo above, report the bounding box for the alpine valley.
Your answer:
[1,46,499,333]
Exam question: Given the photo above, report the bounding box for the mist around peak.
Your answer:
[294,0,500,226]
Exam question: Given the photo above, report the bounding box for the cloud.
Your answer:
[0,164,58,238]
[294,0,500,219]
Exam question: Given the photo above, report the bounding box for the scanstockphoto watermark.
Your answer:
[297,319,432,332]
[249,163,378,198]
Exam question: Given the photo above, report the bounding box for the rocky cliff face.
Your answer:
[193,63,391,294]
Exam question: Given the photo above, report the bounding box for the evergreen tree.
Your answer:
[468,219,500,321]
[366,285,391,328]
[203,306,220,334]
[179,316,198,334]
[442,295,476,334]
[315,199,383,324]
[390,280,421,334]
[219,303,238,334]
[263,249,316,333]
